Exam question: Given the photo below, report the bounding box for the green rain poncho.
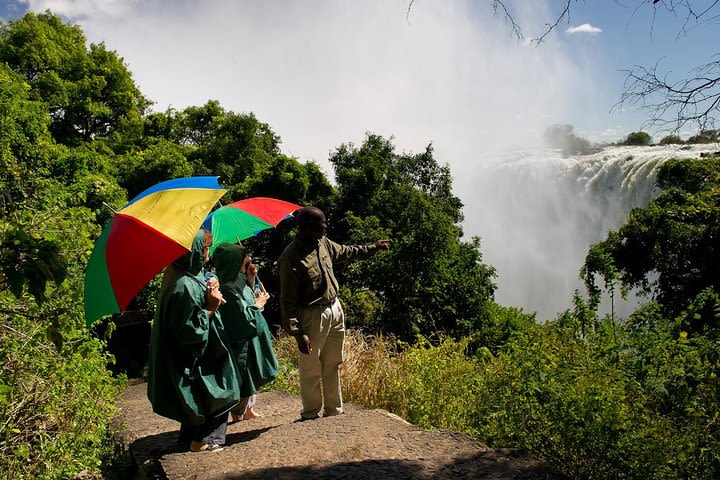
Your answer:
[213,242,278,397]
[147,232,240,425]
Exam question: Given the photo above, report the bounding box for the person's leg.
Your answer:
[242,394,263,419]
[178,423,198,447]
[298,306,324,419]
[200,413,228,446]
[230,396,251,423]
[320,300,345,416]
[187,413,227,451]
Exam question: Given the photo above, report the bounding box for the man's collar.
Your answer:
[296,235,322,251]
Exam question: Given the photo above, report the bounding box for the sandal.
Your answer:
[190,441,224,453]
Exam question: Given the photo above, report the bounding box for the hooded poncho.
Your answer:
[147,231,240,425]
[213,242,278,397]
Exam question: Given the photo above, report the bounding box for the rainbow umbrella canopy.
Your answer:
[204,197,301,253]
[84,177,227,327]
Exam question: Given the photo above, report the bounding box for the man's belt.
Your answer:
[304,297,337,308]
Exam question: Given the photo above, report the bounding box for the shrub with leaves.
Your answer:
[0,310,124,479]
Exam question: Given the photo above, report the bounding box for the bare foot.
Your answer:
[243,407,264,420]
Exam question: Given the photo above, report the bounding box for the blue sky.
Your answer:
[552,1,716,138]
[0,1,715,151]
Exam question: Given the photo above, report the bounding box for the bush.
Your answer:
[0,151,127,478]
[686,129,720,144]
[272,309,720,479]
[472,323,681,479]
[272,331,479,432]
[658,134,683,145]
[0,300,125,479]
[623,131,652,145]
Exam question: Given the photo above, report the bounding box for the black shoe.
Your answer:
[297,415,319,422]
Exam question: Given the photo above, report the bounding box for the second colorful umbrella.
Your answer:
[205,197,301,252]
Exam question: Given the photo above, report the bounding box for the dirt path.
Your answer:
[117,382,562,479]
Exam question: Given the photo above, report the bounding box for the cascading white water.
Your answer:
[462,144,720,320]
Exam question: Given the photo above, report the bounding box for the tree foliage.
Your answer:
[658,134,683,145]
[686,129,720,144]
[328,134,496,339]
[622,131,652,146]
[0,29,126,475]
[0,12,148,146]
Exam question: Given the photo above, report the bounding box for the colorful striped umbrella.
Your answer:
[204,197,301,253]
[84,177,227,327]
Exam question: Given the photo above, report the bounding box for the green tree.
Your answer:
[169,101,280,186]
[0,63,53,205]
[113,139,194,199]
[623,131,652,146]
[0,12,148,146]
[329,134,496,339]
[686,129,719,144]
[1,44,127,477]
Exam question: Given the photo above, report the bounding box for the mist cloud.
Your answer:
[20,0,610,316]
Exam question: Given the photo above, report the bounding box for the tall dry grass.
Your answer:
[337,330,403,410]
[271,330,478,431]
[271,330,404,408]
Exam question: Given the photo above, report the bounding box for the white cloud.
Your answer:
[565,23,602,35]
[19,0,135,19]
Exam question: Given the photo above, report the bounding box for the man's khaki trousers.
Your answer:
[298,299,345,419]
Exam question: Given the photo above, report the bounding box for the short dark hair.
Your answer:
[297,206,325,227]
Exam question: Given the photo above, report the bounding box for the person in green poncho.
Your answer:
[213,242,279,422]
[147,230,240,453]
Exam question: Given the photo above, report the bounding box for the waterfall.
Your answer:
[462,144,720,320]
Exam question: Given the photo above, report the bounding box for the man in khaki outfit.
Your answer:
[279,206,389,420]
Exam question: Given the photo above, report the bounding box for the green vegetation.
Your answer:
[2,11,719,480]
[274,288,719,478]
[622,131,652,146]
[583,157,720,318]
[658,134,683,145]
[328,136,496,338]
[687,129,720,144]
[276,155,720,479]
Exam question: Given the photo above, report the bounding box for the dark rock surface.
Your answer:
[117,382,562,479]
